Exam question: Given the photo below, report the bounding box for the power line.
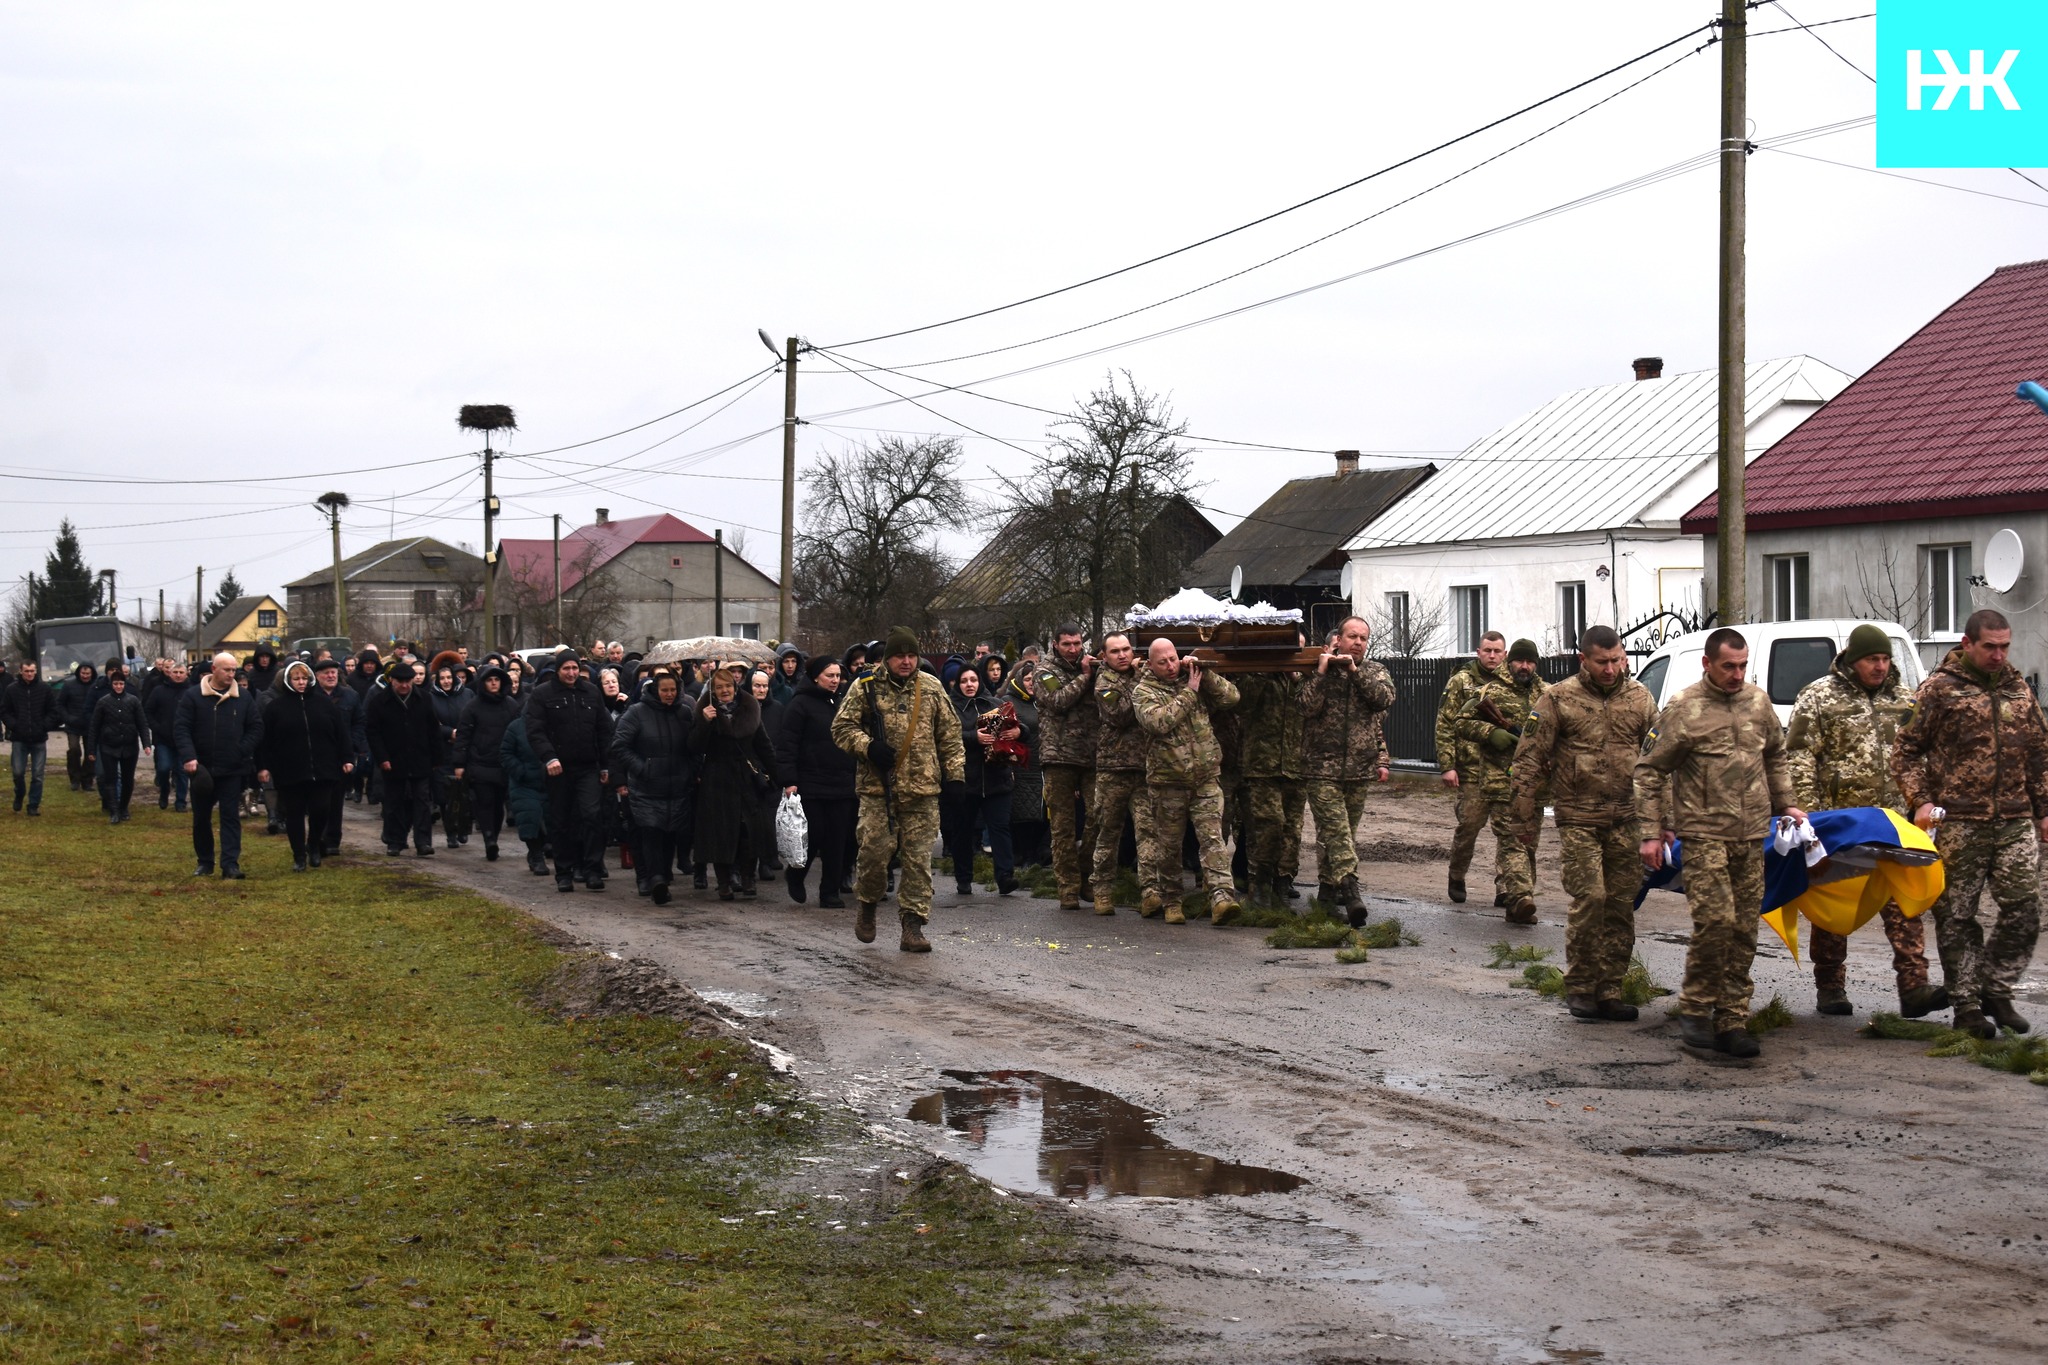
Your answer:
[822,19,1718,349]
[502,365,778,457]
[1761,146,2048,210]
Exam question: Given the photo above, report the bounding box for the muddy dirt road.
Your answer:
[356,783,2048,1363]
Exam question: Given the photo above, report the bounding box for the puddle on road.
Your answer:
[905,1069,1304,1200]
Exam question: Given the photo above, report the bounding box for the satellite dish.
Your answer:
[1985,528,2025,593]
[1339,561,1355,599]
[1229,565,1243,601]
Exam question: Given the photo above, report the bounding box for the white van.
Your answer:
[1634,619,1925,726]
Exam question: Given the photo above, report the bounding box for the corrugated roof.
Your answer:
[283,537,482,588]
[931,495,1221,613]
[1187,464,1434,589]
[498,513,712,595]
[1684,260,2048,533]
[1350,356,1850,551]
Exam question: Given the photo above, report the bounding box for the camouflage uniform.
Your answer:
[1236,674,1307,895]
[1437,660,1509,891]
[1300,658,1397,893]
[1456,672,1549,905]
[1089,664,1149,910]
[1635,678,1793,1033]
[831,667,966,923]
[1132,667,1241,922]
[1784,659,1931,996]
[1892,649,2048,1012]
[1510,670,1656,1005]
[1033,653,1101,907]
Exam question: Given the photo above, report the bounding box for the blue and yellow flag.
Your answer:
[1760,808,1944,962]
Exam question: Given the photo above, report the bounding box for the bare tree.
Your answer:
[987,372,1200,641]
[1368,594,1447,659]
[1853,545,1925,632]
[3,580,33,660]
[494,544,622,649]
[794,435,968,642]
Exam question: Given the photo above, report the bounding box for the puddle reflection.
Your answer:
[905,1069,1304,1200]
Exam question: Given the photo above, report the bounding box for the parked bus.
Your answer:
[32,616,176,679]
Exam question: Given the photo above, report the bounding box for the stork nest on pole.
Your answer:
[457,404,518,432]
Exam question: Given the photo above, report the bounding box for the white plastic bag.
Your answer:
[775,791,809,867]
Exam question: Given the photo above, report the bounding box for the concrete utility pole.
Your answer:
[1715,0,1748,625]
[317,492,350,637]
[713,529,725,637]
[457,405,517,654]
[552,512,562,646]
[193,567,204,657]
[779,335,799,643]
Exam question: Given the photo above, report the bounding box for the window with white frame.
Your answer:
[1925,543,1972,636]
[1383,592,1410,653]
[1452,585,1488,653]
[1557,581,1586,653]
[1767,554,1809,622]
[732,622,762,640]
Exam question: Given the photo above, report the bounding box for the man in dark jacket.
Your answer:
[313,657,366,854]
[60,661,99,791]
[525,655,615,891]
[454,664,519,861]
[174,652,265,878]
[89,669,151,823]
[2,659,59,815]
[244,646,280,696]
[143,659,192,811]
[366,662,444,856]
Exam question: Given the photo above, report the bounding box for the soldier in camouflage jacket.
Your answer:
[1032,628,1101,909]
[1299,617,1395,921]
[1236,672,1306,902]
[1891,618,2048,1036]
[1455,641,1547,921]
[1132,639,1242,924]
[1435,635,1508,902]
[1784,630,1941,1017]
[1088,633,1149,912]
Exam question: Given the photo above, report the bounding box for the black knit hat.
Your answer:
[1508,638,1540,664]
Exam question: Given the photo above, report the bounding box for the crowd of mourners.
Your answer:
[4,603,2042,1058]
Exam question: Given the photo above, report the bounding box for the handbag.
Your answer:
[775,791,809,866]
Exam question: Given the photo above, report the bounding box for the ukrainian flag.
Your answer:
[1761,807,1944,962]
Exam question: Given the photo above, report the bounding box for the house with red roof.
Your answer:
[495,508,784,649]
[1683,258,2048,682]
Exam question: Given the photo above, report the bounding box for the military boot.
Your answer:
[855,901,878,944]
[1162,902,1186,925]
[1815,988,1853,1016]
[1952,1003,1997,1040]
[1985,995,2031,1034]
[1209,889,1243,927]
[1139,888,1165,919]
[1092,884,1117,916]
[1447,875,1466,904]
[1505,895,1537,925]
[899,911,931,953]
[1339,876,1368,928]
[1566,994,1602,1020]
[1898,983,1950,1018]
[1316,884,1341,913]
[1493,892,1509,909]
[1677,1014,1717,1050]
[1715,1029,1760,1058]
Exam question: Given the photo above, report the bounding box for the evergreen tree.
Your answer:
[39,520,97,618]
[205,570,247,623]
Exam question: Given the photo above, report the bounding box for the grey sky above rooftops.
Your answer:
[3,3,2043,609]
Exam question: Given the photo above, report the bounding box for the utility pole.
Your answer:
[317,492,350,638]
[779,335,799,643]
[157,589,164,642]
[713,529,726,637]
[552,512,562,645]
[193,566,204,658]
[457,405,517,655]
[1715,0,1748,626]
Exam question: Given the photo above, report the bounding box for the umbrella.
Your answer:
[641,636,778,668]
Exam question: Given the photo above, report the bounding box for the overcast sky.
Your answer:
[4,2,2044,621]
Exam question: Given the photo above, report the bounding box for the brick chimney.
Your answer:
[595,507,610,526]
[1631,357,1663,381]
[1334,449,1360,477]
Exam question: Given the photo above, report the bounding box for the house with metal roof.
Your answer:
[1342,355,1850,655]
[1184,452,1434,643]
[496,508,783,649]
[197,594,287,660]
[283,536,484,650]
[1684,259,2048,682]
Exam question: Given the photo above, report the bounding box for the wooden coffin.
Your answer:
[1127,620,1323,673]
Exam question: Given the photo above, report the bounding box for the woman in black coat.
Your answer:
[749,669,789,880]
[943,664,1020,895]
[428,665,470,848]
[772,655,857,907]
[255,661,354,870]
[686,669,777,900]
[610,672,695,905]
[454,664,518,861]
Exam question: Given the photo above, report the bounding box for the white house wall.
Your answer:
[1348,533,1705,655]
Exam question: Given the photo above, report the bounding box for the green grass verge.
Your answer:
[0,787,1144,1361]
[1863,1010,2048,1084]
